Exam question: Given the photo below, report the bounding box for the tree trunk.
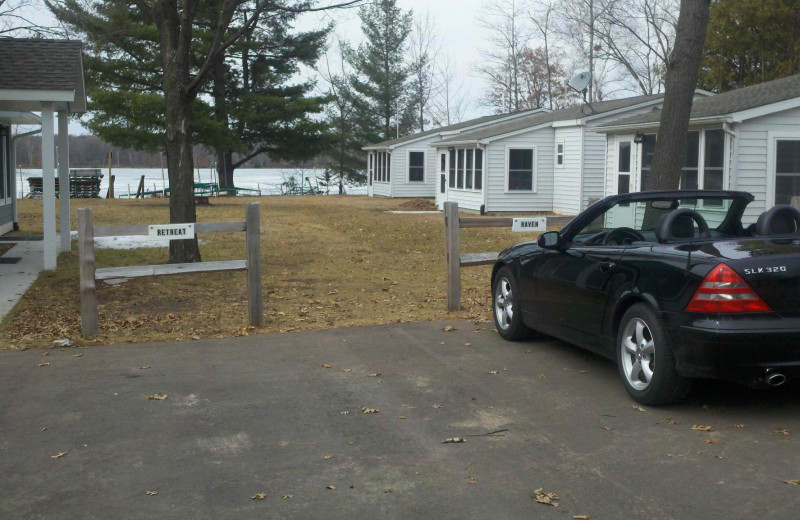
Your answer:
[159,10,201,263]
[212,51,235,188]
[216,150,234,188]
[649,0,711,190]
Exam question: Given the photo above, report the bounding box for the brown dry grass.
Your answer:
[0,195,541,349]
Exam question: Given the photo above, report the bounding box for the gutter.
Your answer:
[595,115,732,134]
[11,128,43,228]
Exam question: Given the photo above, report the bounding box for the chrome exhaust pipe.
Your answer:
[764,372,787,387]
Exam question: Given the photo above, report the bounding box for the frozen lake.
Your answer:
[15,167,367,198]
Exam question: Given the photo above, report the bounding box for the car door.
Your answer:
[533,243,626,349]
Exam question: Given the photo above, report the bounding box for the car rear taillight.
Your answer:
[686,263,772,313]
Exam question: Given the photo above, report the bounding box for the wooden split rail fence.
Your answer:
[444,201,548,312]
[77,202,263,337]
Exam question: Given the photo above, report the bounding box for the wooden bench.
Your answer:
[77,203,263,337]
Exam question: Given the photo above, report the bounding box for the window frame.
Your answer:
[768,131,800,207]
[505,146,537,193]
[407,149,426,183]
[447,147,484,193]
[555,140,565,168]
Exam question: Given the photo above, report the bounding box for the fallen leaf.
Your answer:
[398,416,407,419]
[139,366,151,370]
[467,477,479,484]
[146,490,158,496]
[384,488,393,493]
[533,488,559,507]
[38,363,50,367]
[72,354,83,358]
[281,494,293,499]
[705,439,720,444]
[525,349,532,353]
[41,352,49,356]
[464,342,472,346]
[537,373,546,379]
[361,407,379,414]
[668,420,680,425]
[145,393,168,401]
[322,455,332,460]
[340,411,350,415]
[579,370,588,374]
[601,426,612,431]
[776,429,791,435]
[326,485,336,490]
[443,437,466,443]
[344,368,352,372]
[439,341,445,345]
[321,363,331,368]
[367,373,382,377]
[573,516,590,519]
[191,335,201,340]
[442,326,456,332]
[736,424,745,428]
[432,404,442,409]
[50,452,67,459]
[41,427,47,431]
[251,493,267,500]
[691,425,713,432]
[632,405,646,412]
[488,370,499,375]
[782,480,800,486]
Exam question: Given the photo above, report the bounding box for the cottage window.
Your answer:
[680,132,699,190]
[640,135,656,191]
[475,149,483,190]
[556,141,564,167]
[465,149,474,189]
[776,140,800,205]
[449,149,456,188]
[617,140,631,196]
[457,149,464,189]
[703,129,724,206]
[508,148,534,191]
[408,151,425,182]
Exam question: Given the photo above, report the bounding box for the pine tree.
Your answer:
[699,0,800,92]
[347,0,414,142]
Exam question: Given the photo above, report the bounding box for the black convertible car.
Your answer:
[491,190,800,405]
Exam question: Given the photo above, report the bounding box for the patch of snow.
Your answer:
[69,231,205,250]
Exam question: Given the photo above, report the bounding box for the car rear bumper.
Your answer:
[662,312,800,382]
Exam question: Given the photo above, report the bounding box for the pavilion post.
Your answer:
[58,110,70,252]
[41,102,57,270]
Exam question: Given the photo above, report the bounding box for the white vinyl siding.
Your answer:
[485,127,554,212]
[553,127,582,214]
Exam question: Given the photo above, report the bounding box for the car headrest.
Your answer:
[756,205,800,236]
[655,208,711,243]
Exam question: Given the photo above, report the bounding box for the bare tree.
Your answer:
[528,0,558,109]
[408,12,439,131]
[430,52,468,126]
[0,0,62,36]
[556,0,617,102]
[594,0,678,95]
[649,0,711,189]
[476,0,529,112]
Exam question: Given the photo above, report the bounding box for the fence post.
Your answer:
[444,201,461,311]
[246,202,264,327]
[77,208,98,336]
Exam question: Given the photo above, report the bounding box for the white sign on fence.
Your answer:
[512,217,547,232]
[148,223,195,241]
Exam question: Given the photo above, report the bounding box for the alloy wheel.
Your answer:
[494,277,514,331]
[620,317,655,391]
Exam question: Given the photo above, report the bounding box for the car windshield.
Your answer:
[573,195,741,245]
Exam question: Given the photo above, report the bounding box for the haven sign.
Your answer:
[512,217,547,232]
[148,223,195,241]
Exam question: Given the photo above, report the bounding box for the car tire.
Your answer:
[616,303,692,405]
[492,266,534,341]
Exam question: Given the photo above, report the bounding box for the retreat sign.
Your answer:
[148,223,195,241]
[511,217,547,232]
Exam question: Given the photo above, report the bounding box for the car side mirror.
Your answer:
[537,231,562,250]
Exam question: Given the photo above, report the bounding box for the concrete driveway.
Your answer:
[2,320,800,519]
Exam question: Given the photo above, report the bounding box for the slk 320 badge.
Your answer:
[744,266,787,275]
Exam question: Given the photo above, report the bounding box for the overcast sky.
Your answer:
[23,0,544,134]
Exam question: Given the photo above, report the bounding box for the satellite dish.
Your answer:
[567,71,591,93]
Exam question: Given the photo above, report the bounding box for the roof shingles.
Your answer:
[0,38,82,91]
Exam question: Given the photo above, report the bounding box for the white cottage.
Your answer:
[595,74,800,224]
[0,38,87,269]
[431,93,710,214]
[362,108,549,200]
